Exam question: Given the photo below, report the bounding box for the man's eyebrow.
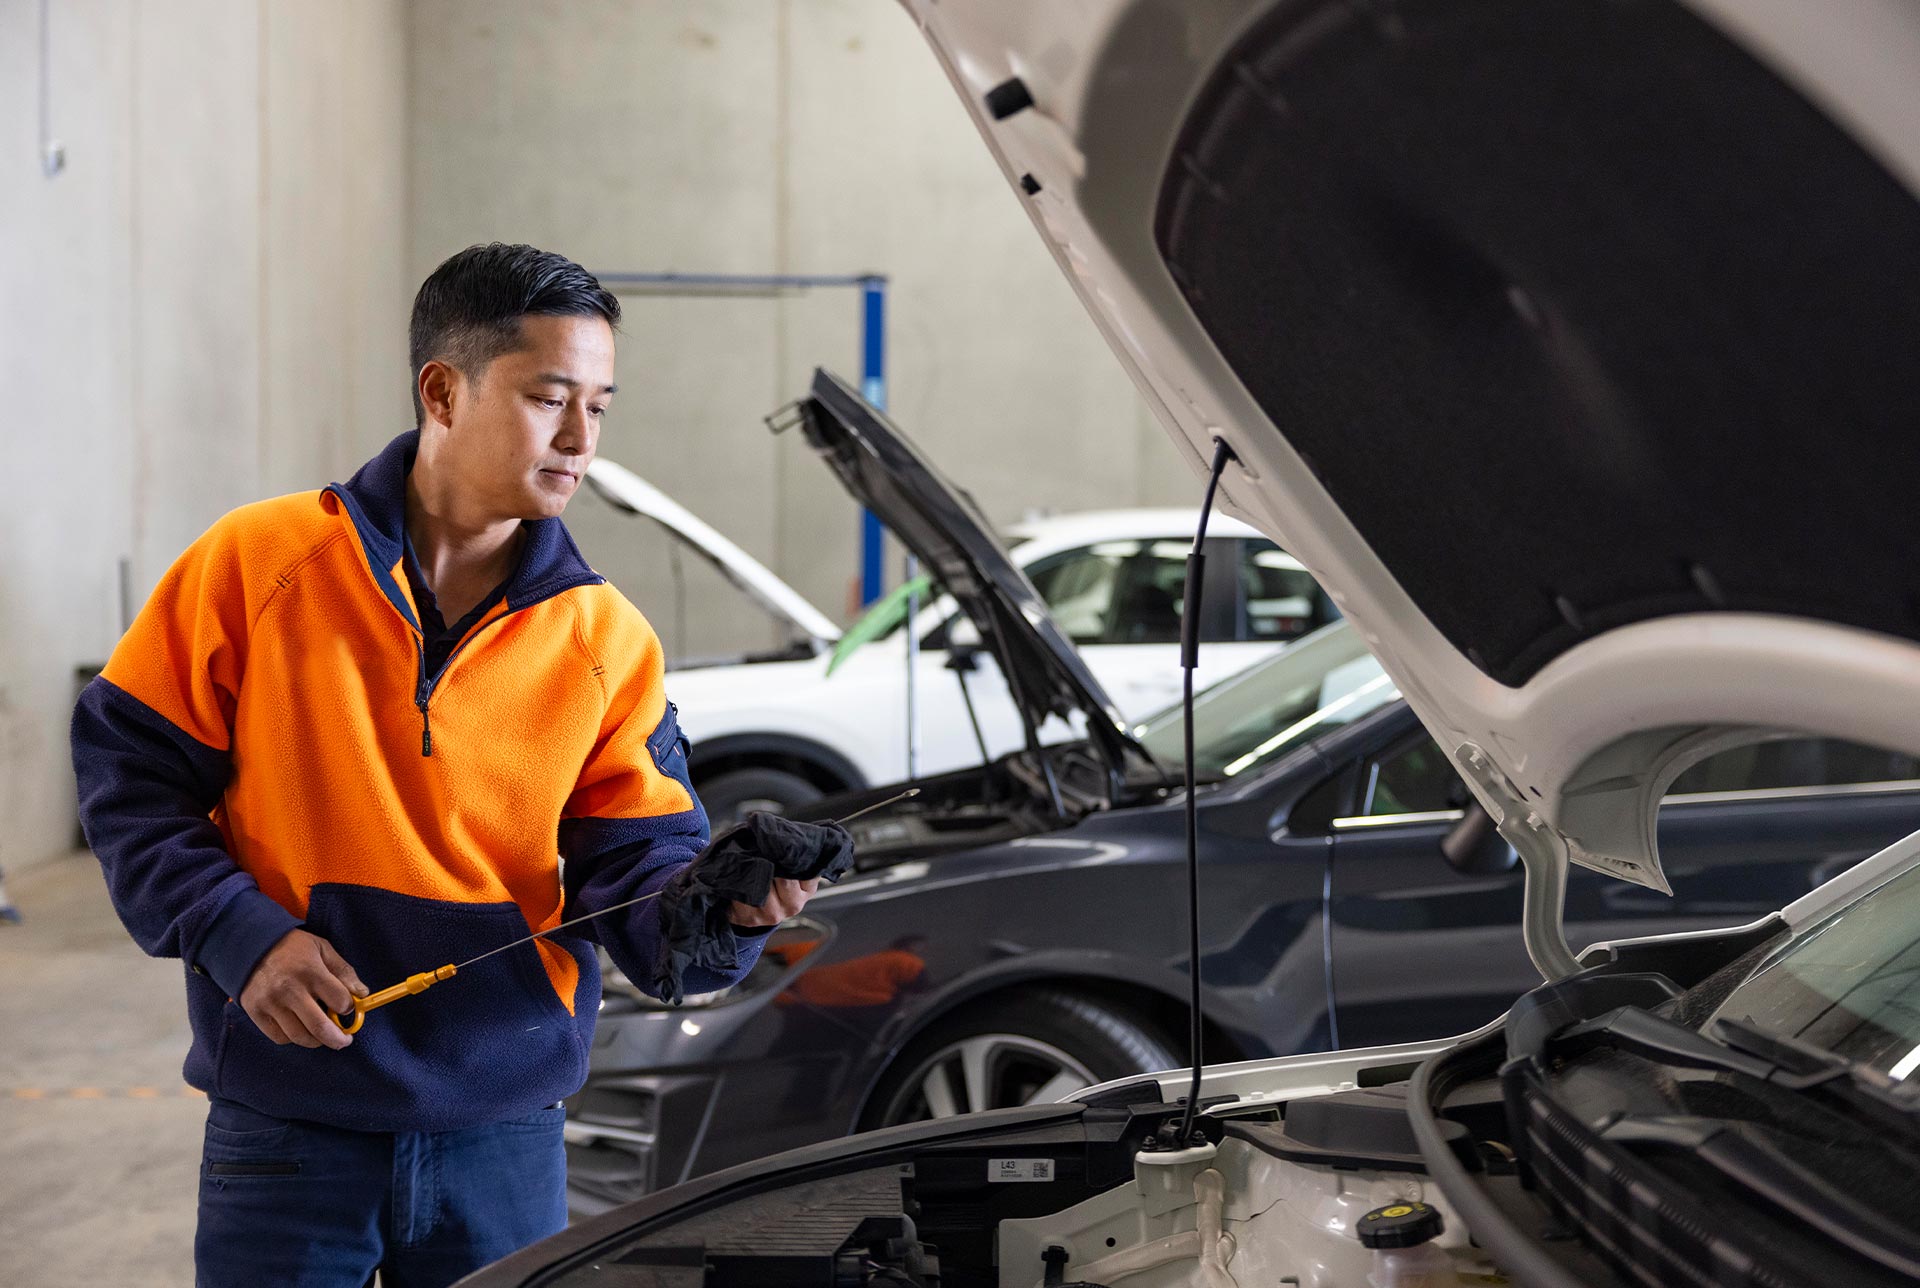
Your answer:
[532,373,618,395]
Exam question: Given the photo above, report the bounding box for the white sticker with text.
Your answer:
[989,1158,1055,1183]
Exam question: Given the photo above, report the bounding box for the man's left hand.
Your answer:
[729,876,819,929]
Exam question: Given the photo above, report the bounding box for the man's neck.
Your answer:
[403,468,524,616]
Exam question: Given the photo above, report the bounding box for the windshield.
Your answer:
[1708,860,1920,1081]
[1135,619,1399,780]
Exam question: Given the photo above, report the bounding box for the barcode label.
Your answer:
[988,1157,1055,1183]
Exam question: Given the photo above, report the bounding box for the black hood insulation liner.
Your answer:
[1155,0,1920,687]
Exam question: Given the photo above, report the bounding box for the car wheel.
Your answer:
[698,767,824,828]
[865,989,1180,1128]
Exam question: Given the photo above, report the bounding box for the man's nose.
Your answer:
[555,404,595,456]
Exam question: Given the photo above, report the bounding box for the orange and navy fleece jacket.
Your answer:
[71,431,765,1133]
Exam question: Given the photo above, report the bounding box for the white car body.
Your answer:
[582,471,1322,800]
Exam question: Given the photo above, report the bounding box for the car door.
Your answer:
[900,612,1028,772]
[1325,730,1920,1050]
[825,623,1029,780]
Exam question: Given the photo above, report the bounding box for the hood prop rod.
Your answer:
[1167,437,1237,1149]
[993,603,1069,818]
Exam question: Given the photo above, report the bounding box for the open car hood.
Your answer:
[583,457,841,652]
[904,0,1920,975]
[780,368,1150,791]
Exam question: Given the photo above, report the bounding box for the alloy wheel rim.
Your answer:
[882,1034,1097,1124]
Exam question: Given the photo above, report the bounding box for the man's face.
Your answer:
[430,313,617,521]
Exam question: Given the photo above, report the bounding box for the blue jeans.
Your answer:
[195,1097,567,1288]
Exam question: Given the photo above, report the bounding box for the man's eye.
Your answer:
[535,397,564,410]
[588,406,606,418]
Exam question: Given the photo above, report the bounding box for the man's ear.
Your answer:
[418,360,461,430]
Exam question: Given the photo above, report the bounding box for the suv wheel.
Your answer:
[698,767,824,827]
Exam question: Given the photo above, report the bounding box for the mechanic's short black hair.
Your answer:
[408,243,621,426]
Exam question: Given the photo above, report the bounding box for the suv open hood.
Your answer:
[583,457,841,652]
[780,368,1151,794]
[905,0,1920,975]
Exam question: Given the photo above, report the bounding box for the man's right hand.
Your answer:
[238,929,368,1050]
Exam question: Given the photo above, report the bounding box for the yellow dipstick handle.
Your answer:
[328,885,678,1035]
[338,964,458,1034]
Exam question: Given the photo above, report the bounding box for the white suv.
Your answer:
[584,460,1337,822]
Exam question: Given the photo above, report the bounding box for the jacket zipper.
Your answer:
[325,482,607,759]
[413,613,514,757]
[415,634,434,756]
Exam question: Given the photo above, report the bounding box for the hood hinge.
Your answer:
[1457,742,1580,981]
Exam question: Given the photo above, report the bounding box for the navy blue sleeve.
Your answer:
[561,824,775,1002]
[560,705,770,1001]
[72,677,299,998]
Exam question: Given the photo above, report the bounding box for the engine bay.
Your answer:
[831,742,1156,868]
[530,1082,1523,1288]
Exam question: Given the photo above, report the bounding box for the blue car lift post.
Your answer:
[590,271,922,775]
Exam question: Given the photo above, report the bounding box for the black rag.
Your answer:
[647,812,856,1004]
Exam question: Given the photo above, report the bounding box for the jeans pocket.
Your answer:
[501,1103,566,1130]
[204,1099,300,1179]
[205,1159,300,1177]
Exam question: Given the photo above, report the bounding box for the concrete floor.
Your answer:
[0,854,201,1286]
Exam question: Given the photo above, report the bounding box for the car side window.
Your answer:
[1025,547,1123,643]
[1237,539,1330,644]
[1665,739,1920,796]
[1355,734,1920,823]
[1024,540,1238,646]
[1362,737,1468,817]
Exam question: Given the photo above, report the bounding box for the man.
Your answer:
[72,243,816,1286]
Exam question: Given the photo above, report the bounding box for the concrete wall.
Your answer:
[0,0,410,872]
[409,0,1192,656]
[2,0,1190,871]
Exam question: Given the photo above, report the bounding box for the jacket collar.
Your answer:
[326,430,603,630]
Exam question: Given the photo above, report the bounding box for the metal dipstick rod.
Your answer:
[338,788,923,1031]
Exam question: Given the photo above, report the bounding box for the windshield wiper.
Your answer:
[1713,1015,1920,1127]
[1548,1005,1920,1131]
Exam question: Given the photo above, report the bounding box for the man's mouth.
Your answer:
[540,468,579,482]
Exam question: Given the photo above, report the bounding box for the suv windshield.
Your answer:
[1135,619,1398,780]
[1708,859,1920,1081]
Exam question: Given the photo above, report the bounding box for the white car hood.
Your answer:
[904,0,1920,975]
[583,457,842,649]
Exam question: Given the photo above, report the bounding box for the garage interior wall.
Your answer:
[4,0,1188,873]
[409,0,1190,657]
[0,0,410,874]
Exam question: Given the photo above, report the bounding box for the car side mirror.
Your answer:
[1441,801,1518,875]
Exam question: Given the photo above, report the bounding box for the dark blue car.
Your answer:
[563,374,1920,1213]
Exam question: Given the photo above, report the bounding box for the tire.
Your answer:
[863,989,1180,1129]
[698,766,824,828]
